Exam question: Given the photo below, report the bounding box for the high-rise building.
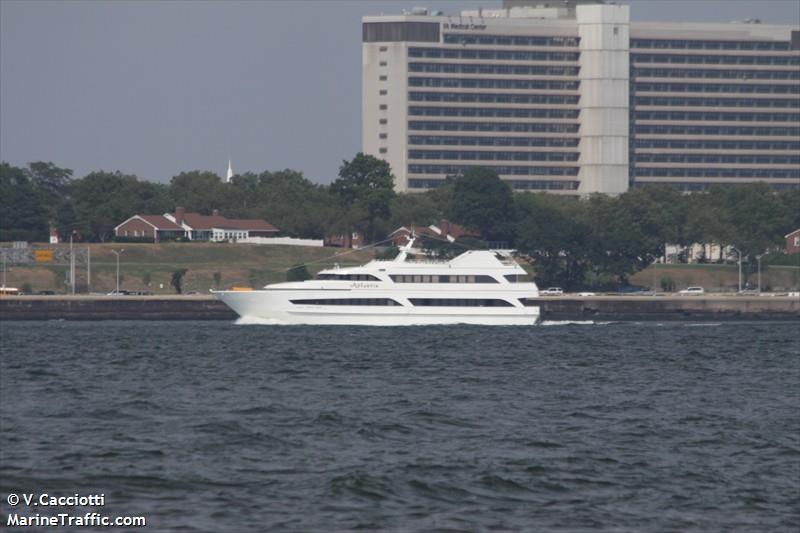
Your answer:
[361,1,800,194]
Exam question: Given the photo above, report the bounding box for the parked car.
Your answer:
[617,285,653,295]
[577,292,596,297]
[539,287,564,296]
[106,290,131,296]
[678,287,705,295]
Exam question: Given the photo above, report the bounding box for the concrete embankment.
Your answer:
[0,295,798,322]
[0,295,237,321]
[538,295,799,321]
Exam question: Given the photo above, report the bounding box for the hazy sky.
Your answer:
[1,0,798,184]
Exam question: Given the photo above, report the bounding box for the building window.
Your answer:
[442,34,579,47]
[379,104,387,110]
[379,89,387,95]
[379,61,387,67]
[379,118,387,124]
[407,63,580,76]
[379,46,388,52]
[363,22,440,43]
[379,75,387,81]
[379,133,388,139]
[379,148,388,153]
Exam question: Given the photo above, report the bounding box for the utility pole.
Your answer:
[112,249,124,294]
[70,232,75,295]
[731,246,742,293]
[757,254,763,294]
[87,247,91,294]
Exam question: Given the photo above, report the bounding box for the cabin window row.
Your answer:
[315,274,381,281]
[290,298,401,306]
[409,298,513,307]
[390,274,498,283]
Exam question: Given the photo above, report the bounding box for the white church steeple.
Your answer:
[226,160,233,183]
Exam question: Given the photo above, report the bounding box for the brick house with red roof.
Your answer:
[113,214,186,242]
[115,207,279,243]
[786,229,800,254]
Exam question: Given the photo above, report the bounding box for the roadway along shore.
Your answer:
[0,294,798,322]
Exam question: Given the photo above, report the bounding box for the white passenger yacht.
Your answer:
[212,240,540,325]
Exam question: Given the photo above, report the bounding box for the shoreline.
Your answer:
[1,295,798,322]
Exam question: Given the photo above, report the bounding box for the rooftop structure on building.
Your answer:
[362,1,800,194]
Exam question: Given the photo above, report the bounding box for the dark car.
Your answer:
[617,285,655,296]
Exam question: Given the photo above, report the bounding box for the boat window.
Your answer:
[520,298,538,307]
[315,273,381,281]
[409,298,513,307]
[389,274,498,283]
[290,298,402,306]
[505,274,531,283]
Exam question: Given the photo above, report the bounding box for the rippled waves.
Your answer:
[1,321,798,531]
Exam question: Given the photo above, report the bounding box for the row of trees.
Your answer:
[2,157,798,288]
[0,154,400,244]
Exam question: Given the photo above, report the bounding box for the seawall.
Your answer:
[0,295,237,321]
[0,295,798,322]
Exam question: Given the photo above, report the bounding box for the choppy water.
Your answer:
[1,320,798,532]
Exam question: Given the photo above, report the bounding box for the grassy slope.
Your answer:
[4,242,799,294]
[631,263,800,292]
[4,243,377,294]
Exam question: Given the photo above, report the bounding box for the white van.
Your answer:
[678,287,705,295]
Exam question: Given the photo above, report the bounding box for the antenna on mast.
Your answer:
[395,230,416,263]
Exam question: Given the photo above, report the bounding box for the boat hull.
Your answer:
[213,289,540,326]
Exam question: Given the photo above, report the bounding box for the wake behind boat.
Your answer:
[212,240,540,325]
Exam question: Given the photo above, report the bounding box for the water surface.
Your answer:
[1,321,798,531]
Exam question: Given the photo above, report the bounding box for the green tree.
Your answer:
[624,185,693,252]
[388,193,440,230]
[723,183,793,260]
[169,171,232,214]
[330,153,395,243]
[27,161,73,195]
[515,193,589,289]
[225,169,337,239]
[286,264,311,282]
[256,170,336,238]
[0,162,49,241]
[26,162,73,221]
[776,189,800,230]
[67,171,172,241]
[171,269,188,294]
[449,167,515,243]
[584,194,662,284]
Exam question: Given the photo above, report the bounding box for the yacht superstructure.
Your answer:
[213,242,540,325]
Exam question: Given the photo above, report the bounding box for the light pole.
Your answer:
[730,246,742,293]
[69,232,75,295]
[756,254,763,294]
[111,249,124,294]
